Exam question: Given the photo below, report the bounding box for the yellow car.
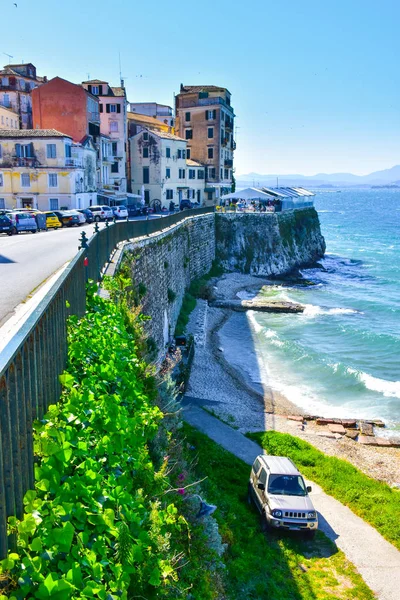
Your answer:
[44,211,62,229]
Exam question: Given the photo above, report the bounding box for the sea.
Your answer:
[221,189,400,434]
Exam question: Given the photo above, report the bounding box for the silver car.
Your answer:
[248,455,318,538]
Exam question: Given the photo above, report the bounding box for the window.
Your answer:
[207,191,213,201]
[110,121,118,132]
[21,173,30,187]
[166,189,173,200]
[178,169,185,179]
[65,144,71,158]
[221,168,223,179]
[185,112,191,121]
[182,149,186,159]
[46,144,57,159]
[50,198,59,210]
[16,143,34,158]
[205,109,217,120]
[3,93,10,108]
[92,85,99,95]
[207,167,216,179]
[0,173,3,186]
[259,469,267,487]
[225,169,229,179]
[143,147,149,158]
[189,169,195,179]
[111,161,119,173]
[0,198,5,209]
[185,129,192,140]
[112,142,118,155]
[1,77,9,86]
[166,147,171,158]
[197,169,204,179]
[186,148,191,159]
[105,103,121,113]
[208,127,214,139]
[143,166,149,184]
[166,168,171,179]
[48,173,58,187]
[143,132,149,141]
[177,149,182,159]
[0,144,2,158]
[208,147,214,159]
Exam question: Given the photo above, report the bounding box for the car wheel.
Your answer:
[261,511,272,533]
[31,230,37,234]
[95,215,100,222]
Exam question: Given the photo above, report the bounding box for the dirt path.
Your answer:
[183,402,400,600]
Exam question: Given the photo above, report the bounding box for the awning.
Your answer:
[220,187,275,201]
[204,187,215,192]
[177,186,189,189]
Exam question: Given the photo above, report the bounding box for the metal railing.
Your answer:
[0,205,214,558]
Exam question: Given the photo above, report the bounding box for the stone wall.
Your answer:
[216,208,326,275]
[123,213,215,352]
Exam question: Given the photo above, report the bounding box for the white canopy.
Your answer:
[220,187,275,201]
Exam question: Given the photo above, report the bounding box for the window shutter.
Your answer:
[99,85,103,95]
[15,143,21,157]
[28,142,34,157]
[99,104,103,113]
[106,104,110,113]
[117,104,121,113]
[213,110,216,119]
[88,84,92,93]
[205,110,208,120]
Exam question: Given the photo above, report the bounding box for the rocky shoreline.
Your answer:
[185,273,400,487]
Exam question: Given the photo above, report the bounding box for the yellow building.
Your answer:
[0,129,97,210]
[0,105,19,130]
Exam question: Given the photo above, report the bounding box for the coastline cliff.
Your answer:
[215,208,326,275]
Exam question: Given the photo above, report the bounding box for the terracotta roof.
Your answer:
[127,112,169,129]
[111,87,125,97]
[0,66,43,83]
[82,79,108,84]
[0,128,71,139]
[186,159,204,167]
[147,130,185,141]
[179,85,228,94]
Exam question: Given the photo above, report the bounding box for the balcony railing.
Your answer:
[224,159,233,168]
[178,96,234,112]
[65,158,83,168]
[87,111,100,124]
[12,157,38,167]
[231,140,237,151]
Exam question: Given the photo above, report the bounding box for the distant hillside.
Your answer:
[237,165,400,188]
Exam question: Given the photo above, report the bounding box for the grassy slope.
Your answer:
[184,425,374,600]
[249,430,400,552]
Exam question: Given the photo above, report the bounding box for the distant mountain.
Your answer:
[237,165,400,188]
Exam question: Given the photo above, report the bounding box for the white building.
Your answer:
[129,102,174,128]
[81,79,128,202]
[130,128,205,208]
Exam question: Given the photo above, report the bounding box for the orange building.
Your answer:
[32,77,100,143]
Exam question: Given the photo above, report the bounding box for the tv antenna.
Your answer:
[3,52,13,63]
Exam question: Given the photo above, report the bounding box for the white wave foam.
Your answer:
[247,311,263,333]
[303,304,361,317]
[347,368,400,398]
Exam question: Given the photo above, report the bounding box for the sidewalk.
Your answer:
[183,402,400,600]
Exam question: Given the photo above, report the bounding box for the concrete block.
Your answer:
[358,435,377,445]
[287,415,304,422]
[359,422,374,436]
[328,424,346,435]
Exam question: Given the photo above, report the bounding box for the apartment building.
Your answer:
[0,63,46,129]
[129,102,175,128]
[0,129,96,211]
[130,128,205,208]
[0,105,19,130]
[175,85,235,205]
[81,80,128,199]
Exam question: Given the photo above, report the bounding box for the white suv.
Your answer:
[248,455,318,538]
[90,205,113,222]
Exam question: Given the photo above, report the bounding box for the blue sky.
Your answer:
[2,0,399,175]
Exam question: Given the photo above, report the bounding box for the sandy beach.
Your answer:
[186,273,400,486]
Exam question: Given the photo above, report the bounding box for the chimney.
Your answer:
[180,83,184,92]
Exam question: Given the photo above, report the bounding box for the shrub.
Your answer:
[167,288,176,303]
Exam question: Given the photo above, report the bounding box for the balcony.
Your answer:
[65,157,83,168]
[224,159,233,168]
[12,157,38,167]
[225,121,233,131]
[87,110,100,124]
[231,140,237,151]
[178,96,234,113]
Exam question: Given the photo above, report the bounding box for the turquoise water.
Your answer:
[247,190,400,429]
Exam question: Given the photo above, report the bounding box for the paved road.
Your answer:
[0,216,162,327]
[183,401,400,600]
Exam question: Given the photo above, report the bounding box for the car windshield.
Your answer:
[268,474,307,496]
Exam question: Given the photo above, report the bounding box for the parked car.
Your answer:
[112,205,128,219]
[8,212,38,234]
[89,205,114,222]
[179,199,193,211]
[70,210,86,225]
[53,210,81,227]
[248,455,318,538]
[78,208,94,223]
[0,214,15,236]
[126,202,147,217]
[43,212,62,229]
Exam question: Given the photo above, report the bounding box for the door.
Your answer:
[144,190,150,205]
[178,190,183,202]
[22,198,34,208]
[254,468,267,511]
[197,190,200,204]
